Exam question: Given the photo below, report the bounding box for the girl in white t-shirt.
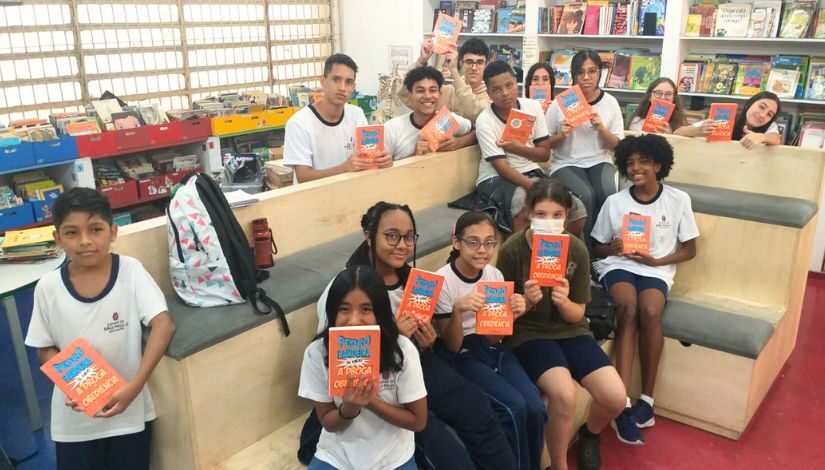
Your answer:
[525,62,555,112]
[434,211,546,470]
[591,134,699,446]
[545,50,625,247]
[627,78,687,134]
[299,265,427,470]
[674,92,782,149]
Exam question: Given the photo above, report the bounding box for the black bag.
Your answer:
[586,285,616,341]
[183,173,290,336]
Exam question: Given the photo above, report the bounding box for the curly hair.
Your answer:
[613,134,674,180]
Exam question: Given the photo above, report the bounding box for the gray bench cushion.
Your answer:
[669,182,817,229]
[662,299,775,359]
[157,205,466,360]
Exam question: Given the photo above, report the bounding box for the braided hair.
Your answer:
[346,201,417,285]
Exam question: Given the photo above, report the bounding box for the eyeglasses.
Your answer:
[652,90,675,99]
[383,231,419,247]
[458,237,498,251]
[575,69,600,78]
[462,59,487,69]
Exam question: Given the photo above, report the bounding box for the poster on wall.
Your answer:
[389,46,412,72]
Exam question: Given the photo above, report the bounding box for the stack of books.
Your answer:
[0,226,61,263]
[538,0,666,36]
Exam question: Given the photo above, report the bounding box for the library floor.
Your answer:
[2,275,824,470]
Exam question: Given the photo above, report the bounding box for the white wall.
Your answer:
[337,0,423,95]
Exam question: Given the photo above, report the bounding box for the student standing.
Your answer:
[25,188,176,470]
[284,54,392,183]
[591,135,699,445]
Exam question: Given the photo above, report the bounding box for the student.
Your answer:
[384,66,475,160]
[24,188,176,470]
[459,60,586,237]
[591,134,699,445]
[546,50,625,247]
[400,37,493,121]
[674,92,782,149]
[298,265,428,470]
[311,202,516,470]
[627,78,687,134]
[434,211,547,470]
[524,62,556,112]
[284,53,392,183]
[497,179,626,470]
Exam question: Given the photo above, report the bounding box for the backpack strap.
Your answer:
[250,288,291,336]
[166,205,185,263]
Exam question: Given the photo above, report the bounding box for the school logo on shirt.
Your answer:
[345,137,355,152]
[656,215,671,230]
[566,260,578,277]
[379,373,397,393]
[104,313,127,334]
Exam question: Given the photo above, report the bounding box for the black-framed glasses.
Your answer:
[462,59,486,69]
[458,237,498,251]
[383,231,419,247]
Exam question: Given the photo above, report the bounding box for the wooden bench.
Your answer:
[625,136,825,439]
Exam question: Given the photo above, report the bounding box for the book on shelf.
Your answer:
[678,62,704,92]
[490,44,522,71]
[327,326,380,397]
[472,5,496,33]
[638,0,666,36]
[598,51,615,88]
[746,6,771,38]
[508,6,526,33]
[497,6,513,34]
[689,3,717,37]
[608,50,633,89]
[455,1,475,33]
[705,63,739,95]
[733,64,770,96]
[558,2,587,35]
[552,5,565,34]
[806,58,825,100]
[612,3,629,35]
[583,5,600,35]
[766,69,801,99]
[753,0,783,38]
[814,10,825,39]
[779,1,816,39]
[714,3,751,38]
[628,54,661,90]
[771,55,809,99]
[797,125,825,148]
[685,13,702,37]
[551,49,576,86]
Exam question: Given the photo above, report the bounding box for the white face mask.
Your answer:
[530,217,565,235]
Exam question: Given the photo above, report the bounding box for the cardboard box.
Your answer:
[264,160,293,188]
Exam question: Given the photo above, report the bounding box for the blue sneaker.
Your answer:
[612,408,644,445]
[633,399,656,428]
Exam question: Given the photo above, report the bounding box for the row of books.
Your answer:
[677,55,825,101]
[94,152,198,187]
[543,48,661,90]
[687,0,825,39]
[0,225,61,263]
[538,0,666,36]
[435,1,526,34]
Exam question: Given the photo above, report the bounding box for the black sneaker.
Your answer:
[577,424,602,470]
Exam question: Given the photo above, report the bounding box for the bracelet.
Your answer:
[338,403,361,420]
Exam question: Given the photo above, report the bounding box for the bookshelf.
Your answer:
[681,92,825,106]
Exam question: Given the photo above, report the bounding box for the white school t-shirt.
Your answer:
[24,255,167,442]
[298,335,426,470]
[591,185,700,289]
[316,277,405,334]
[384,111,473,161]
[283,103,368,179]
[692,120,779,134]
[546,90,625,174]
[476,98,550,186]
[628,116,673,134]
[433,262,505,337]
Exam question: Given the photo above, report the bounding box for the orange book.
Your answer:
[641,99,675,133]
[328,326,381,397]
[529,234,570,288]
[419,106,460,152]
[40,338,126,417]
[398,268,445,323]
[501,108,536,145]
[555,85,594,128]
[475,281,515,336]
[432,13,463,54]
[530,84,552,111]
[622,214,652,255]
[356,125,384,169]
[706,103,737,142]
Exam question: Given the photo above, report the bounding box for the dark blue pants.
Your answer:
[55,422,152,470]
[455,335,547,470]
[417,345,516,470]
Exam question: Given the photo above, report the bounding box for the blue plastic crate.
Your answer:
[33,136,78,164]
[0,142,36,173]
[0,202,35,231]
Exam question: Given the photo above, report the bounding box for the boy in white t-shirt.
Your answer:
[25,188,176,470]
[454,60,586,236]
[590,134,699,446]
[284,54,393,183]
[384,66,475,160]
